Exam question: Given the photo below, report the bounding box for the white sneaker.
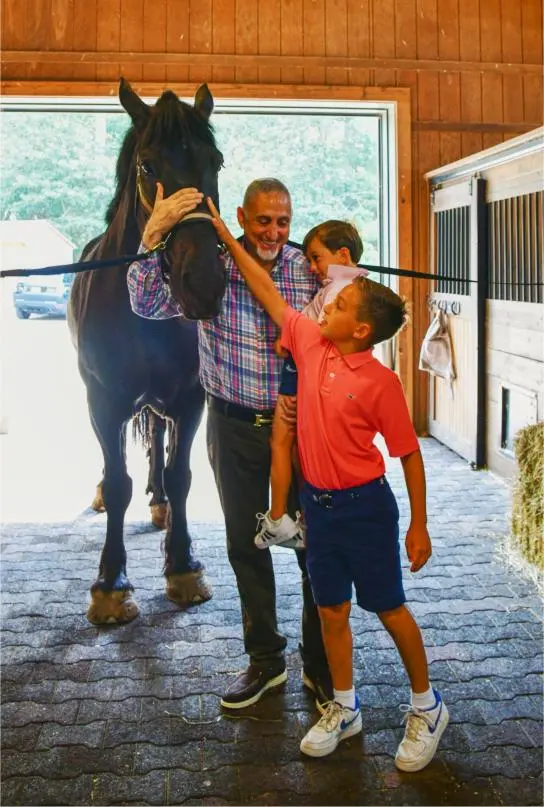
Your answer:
[395,690,449,772]
[300,696,362,757]
[254,511,305,550]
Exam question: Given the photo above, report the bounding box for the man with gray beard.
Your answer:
[128,178,333,711]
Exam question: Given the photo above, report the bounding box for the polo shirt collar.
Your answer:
[344,348,375,368]
[327,344,374,368]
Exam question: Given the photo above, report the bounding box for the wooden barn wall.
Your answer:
[2,0,542,432]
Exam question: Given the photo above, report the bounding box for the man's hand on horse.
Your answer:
[142,184,203,250]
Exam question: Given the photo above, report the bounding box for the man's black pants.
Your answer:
[206,404,329,674]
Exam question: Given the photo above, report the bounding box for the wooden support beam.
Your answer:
[1,49,542,74]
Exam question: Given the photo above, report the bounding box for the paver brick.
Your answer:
[1,775,94,806]
[37,720,107,749]
[1,744,135,779]
[92,771,167,806]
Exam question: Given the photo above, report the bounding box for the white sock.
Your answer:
[411,685,437,711]
[334,687,356,710]
[268,513,282,526]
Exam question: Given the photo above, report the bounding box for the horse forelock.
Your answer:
[142,93,223,168]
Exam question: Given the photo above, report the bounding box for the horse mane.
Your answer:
[105,126,137,225]
[105,91,223,226]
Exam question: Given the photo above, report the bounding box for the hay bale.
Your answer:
[511,422,544,569]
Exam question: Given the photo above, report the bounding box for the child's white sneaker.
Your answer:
[300,696,362,757]
[395,689,449,772]
[254,511,305,550]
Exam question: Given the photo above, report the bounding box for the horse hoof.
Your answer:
[166,570,212,606]
[91,484,106,512]
[150,503,168,530]
[87,589,139,624]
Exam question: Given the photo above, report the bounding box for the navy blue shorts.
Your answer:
[300,476,406,613]
[278,353,298,396]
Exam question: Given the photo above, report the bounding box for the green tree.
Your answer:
[1,112,128,256]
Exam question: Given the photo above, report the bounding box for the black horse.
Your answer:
[68,79,225,624]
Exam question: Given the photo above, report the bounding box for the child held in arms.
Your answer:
[254,219,367,551]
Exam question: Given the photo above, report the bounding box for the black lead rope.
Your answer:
[0,252,154,279]
[286,242,543,286]
[0,232,174,279]
[0,239,542,287]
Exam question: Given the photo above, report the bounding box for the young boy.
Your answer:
[255,220,367,551]
[207,197,449,773]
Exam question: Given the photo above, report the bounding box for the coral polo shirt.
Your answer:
[281,307,420,490]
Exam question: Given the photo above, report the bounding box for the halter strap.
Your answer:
[178,212,214,224]
[136,159,215,228]
[136,160,155,215]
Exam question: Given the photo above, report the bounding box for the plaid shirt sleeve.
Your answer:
[126,243,183,320]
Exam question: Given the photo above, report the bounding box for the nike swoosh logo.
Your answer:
[340,712,359,731]
[427,701,442,734]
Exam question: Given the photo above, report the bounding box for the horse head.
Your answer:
[119,79,226,320]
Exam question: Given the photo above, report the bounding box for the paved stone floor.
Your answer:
[1,438,542,806]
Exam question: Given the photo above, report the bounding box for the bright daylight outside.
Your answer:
[0,101,392,523]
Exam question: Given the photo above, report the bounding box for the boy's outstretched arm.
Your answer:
[207,197,288,327]
[400,449,432,572]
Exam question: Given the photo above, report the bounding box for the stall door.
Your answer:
[428,177,487,468]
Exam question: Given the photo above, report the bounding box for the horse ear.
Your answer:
[119,78,150,132]
[194,84,214,121]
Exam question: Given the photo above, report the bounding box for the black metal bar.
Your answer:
[436,213,442,292]
[506,197,513,302]
[524,193,532,304]
[534,191,544,303]
[453,208,459,295]
[517,196,525,303]
[447,209,453,295]
[437,212,443,293]
[464,205,470,295]
[488,202,495,300]
[473,177,488,470]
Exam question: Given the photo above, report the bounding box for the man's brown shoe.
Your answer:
[220,664,287,709]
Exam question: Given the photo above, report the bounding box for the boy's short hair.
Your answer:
[302,220,364,264]
[353,276,408,345]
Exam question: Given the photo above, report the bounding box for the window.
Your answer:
[488,192,543,304]
[435,206,471,296]
[1,96,397,283]
[500,384,538,455]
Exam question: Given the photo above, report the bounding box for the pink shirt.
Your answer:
[281,307,419,490]
[302,264,368,323]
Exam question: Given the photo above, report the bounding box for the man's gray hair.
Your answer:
[243,178,291,209]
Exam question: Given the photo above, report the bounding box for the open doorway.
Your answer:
[0,95,397,523]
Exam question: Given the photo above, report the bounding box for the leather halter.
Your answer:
[135,157,214,229]
[135,156,220,282]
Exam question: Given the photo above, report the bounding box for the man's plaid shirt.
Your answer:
[127,241,319,410]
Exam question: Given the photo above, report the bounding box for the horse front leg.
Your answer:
[91,424,127,513]
[145,412,169,529]
[87,392,137,625]
[163,389,211,606]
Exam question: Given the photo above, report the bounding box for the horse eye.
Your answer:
[140,161,154,176]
